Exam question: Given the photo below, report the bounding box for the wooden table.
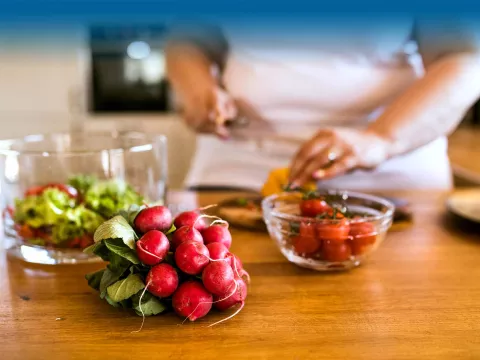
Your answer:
[2,191,480,360]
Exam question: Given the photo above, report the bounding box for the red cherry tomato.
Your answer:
[349,221,377,255]
[79,234,94,249]
[17,224,35,239]
[299,222,316,238]
[34,229,52,242]
[292,235,322,255]
[349,221,377,245]
[69,237,82,248]
[24,186,47,197]
[316,218,350,243]
[323,240,352,262]
[300,199,331,217]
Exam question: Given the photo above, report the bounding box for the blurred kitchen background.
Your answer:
[0,24,479,189]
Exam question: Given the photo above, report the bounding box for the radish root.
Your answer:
[131,280,152,334]
[197,204,218,211]
[207,301,245,328]
[194,214,229,229]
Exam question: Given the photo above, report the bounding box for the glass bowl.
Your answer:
[261,190,395,271]
[0,131,167,265]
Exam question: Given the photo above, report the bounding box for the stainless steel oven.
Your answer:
[88,24,174,113]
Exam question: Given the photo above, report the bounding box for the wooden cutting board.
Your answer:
[213,194,413,232]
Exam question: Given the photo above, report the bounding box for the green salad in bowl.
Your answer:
[8,175,144,250]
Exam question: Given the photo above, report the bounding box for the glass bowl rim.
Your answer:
[0,130,167,156]
[261,190,395,224]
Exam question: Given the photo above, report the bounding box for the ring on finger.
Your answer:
[327,147,343,163]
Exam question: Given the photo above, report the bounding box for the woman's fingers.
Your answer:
[289,133,332,183]
[183,87,235,140]
[290,145,346,186]
[313,155,357,180]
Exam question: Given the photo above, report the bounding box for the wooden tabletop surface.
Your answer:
[2,191,480,360]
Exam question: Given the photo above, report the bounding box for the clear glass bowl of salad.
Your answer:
[262,190,395,271]
[0,131,167,264]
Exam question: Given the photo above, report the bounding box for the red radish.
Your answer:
[134,206,173,233]
[171,226,203,249]
[202,261,235,296]
[174,241,210,275]
[201,225,232,249]
[214,278,247,311]
[172,281,213,321]
[146,263,179,298]
[228,254,243,271]
[227,254,250,283]
[174,211,207,231]
[136,230,170,265]
[206,242,230,261]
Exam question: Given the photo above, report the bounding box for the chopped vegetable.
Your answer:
[11,175,143,248]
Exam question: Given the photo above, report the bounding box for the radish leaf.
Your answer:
[105,239,140,265]
[107,274,145,303]
[99,253,131,298]
[132,292,166,316]
[85,269,104,291]
[94,215,137,249]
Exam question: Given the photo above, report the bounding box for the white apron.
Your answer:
[184,21,453,191]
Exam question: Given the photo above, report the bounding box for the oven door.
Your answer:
[89,25,173,113]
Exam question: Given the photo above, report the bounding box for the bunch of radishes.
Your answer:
[87,204,249,325]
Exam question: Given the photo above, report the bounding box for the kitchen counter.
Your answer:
[2,190,480,359]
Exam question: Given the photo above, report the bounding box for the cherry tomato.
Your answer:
[299,222,316,237]
[323,240,352,262]
[349,221,377,245]
[24,186,47,197]
[349,221,377,255]
[300,198,331,217]
[17,224,35,239]
[292,235,322,255]
[34,229,53,242]
[316,218,350,243]
[79,234,94,249]
[69,237,82,248]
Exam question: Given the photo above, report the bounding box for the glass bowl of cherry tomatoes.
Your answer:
[262,190,395,271]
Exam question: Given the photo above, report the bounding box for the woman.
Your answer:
[165,19,480,191]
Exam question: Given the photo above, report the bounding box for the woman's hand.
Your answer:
[289,128,393,187]
[166,44,237,139]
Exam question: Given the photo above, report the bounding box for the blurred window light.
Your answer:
[126,41,151,60]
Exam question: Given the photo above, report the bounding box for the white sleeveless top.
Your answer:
[185,20,452,191]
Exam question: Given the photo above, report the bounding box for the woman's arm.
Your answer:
[367,21,480,157]
[289,21,480,186]
[165,24,232,137]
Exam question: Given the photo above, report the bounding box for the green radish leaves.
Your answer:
[104,239,140,265]
[132,292,167,316]
[85,269,104,291]
[85,203,183,318]
[94,215,137,249]
[107,274,145,303]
